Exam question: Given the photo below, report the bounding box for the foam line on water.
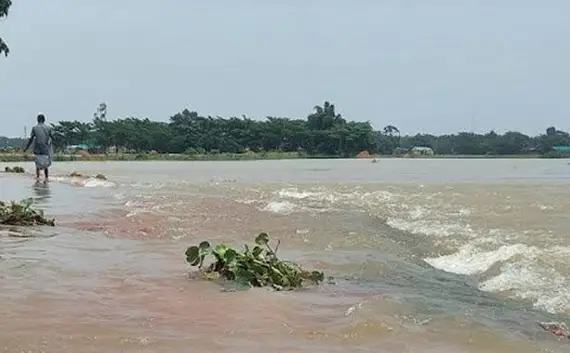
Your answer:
[424,243,537,276]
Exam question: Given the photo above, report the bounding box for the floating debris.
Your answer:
[69,171,107,180]
[4,166,25,173]
[0,198,55,226]
[538,321,570,339]
[185,233,324,291]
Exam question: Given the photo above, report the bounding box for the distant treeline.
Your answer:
[1,102,569,157]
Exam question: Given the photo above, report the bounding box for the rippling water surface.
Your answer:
[1,159,570,352]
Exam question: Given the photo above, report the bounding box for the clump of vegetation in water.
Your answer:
[69,171,107,180]
[4,166,25,173]
[0,198,55,226]
[185,233,324,291]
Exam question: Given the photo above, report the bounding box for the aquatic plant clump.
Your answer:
[185,233,324,291]
[0,198,55,226]
[69,171,107,180]
[4,166,24,173]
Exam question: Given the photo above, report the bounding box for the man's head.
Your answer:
[37,114,45,123]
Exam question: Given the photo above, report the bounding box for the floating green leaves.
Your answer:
[185,233,324,291]
[0,198,55,226]
[255,232,269,245]
[185,241,211,268]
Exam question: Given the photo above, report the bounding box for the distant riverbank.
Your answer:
[0,151,310,162]
[1,151,564,163]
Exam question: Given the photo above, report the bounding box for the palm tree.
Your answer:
[309,101,346,130]
[383,125,401,148]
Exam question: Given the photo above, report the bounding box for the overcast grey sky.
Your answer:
[1,0,569,137]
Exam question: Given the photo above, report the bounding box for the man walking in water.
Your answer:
[24,114,53,181]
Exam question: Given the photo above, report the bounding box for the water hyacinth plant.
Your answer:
[0,198,55,226]
[185,233,324,290]
[4,166,25,173]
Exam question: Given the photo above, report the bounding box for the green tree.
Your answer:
[50,120,93,148]
[92,102,116,151]
[381,125,400,152]
[5,120,568,158]
[0,0,11,56]
[537,127,570,153]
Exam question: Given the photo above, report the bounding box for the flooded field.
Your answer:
[1,158,570,352]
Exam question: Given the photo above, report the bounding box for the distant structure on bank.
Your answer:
[410,146,435,156]
[552,146,570,153]
[356,150,372,158]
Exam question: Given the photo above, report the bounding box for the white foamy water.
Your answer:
[479,260,570,313]
[424,243,537,276]
[50,175,117,188]
[0,160,570,353]
[83,178,116,188]
[259,180,570,315]
[3,159,570,353]
[262,201,297,215]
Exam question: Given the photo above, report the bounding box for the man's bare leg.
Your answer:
[36,168,40,180]
[44,168,49,181]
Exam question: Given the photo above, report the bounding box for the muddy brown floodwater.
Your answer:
[1,159,570,352]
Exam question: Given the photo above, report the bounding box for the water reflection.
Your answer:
[32,180,51,204]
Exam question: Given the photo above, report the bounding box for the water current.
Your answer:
[1,159,570,352]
